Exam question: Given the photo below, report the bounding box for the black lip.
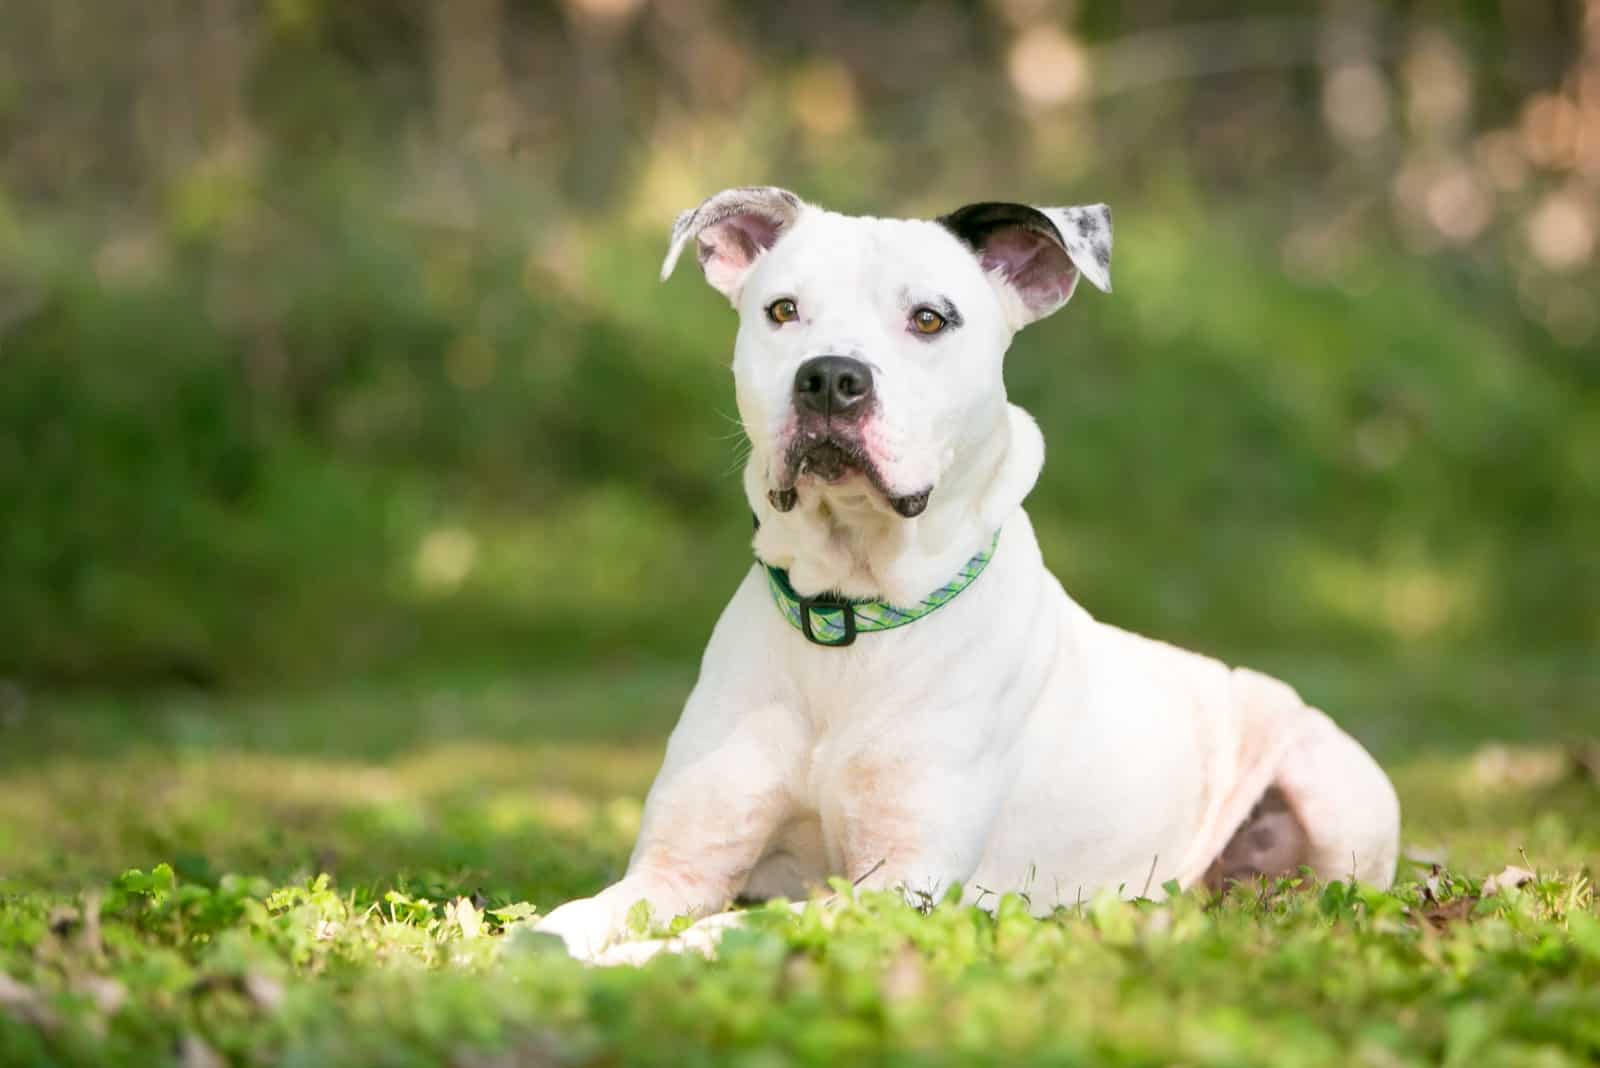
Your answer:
[790,438,864,483]
[888,489,930,517]
[775,434,932,518]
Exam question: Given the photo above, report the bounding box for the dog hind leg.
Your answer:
[1198,668,1401,892]
[1268,704,1401,887]
[1201,786,1310,891]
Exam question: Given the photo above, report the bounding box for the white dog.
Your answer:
[536,187,1400,962]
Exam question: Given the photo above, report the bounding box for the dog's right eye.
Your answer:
[910,307,949,335]
[766,299,799,325]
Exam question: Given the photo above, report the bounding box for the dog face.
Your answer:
[661,188,1112,528]
[728,209,1012,520]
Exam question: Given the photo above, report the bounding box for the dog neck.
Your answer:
[747,403,1044,608]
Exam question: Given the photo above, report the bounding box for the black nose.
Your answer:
[793,356,874,418]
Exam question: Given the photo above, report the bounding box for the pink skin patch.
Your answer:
[769,414,930,518]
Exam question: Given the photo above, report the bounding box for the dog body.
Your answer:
[536,189,1400,960]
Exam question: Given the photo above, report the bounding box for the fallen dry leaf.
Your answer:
[882,945,927,1004]
[189,971,286,1014]
[242,972,285,1013]
[0,971,58,1032]
[1419,896,1478,930]
[178,1034,227,1068]
[449,896,484,940]
[1412,865,1481,930]
[1482,865,1536,896]
[76,975,126,1016]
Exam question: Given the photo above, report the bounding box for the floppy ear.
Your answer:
[937,201,1112,328]
[659,186,806,302]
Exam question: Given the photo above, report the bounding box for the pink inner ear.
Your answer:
[979,227,1079,317]
[696,214,782,294]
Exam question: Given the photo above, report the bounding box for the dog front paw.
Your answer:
[534,895,623,961]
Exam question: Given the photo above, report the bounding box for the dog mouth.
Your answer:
[768,435,932,518]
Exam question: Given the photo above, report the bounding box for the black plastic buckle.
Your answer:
[797,594,857,647]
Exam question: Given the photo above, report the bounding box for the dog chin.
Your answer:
[768,439,932,518]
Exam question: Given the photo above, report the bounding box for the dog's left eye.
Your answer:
[910,307,948,335]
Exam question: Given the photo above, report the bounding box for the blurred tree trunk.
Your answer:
[562,2,637,213]
[134,0,254,181]
[197,0,253,155]
[430,0,517,154]
[136,0,197,177]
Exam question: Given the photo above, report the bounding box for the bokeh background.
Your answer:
[2,0,1596,752]
[2,11,1598,1062]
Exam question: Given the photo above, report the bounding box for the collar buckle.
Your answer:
[797,594,857,647]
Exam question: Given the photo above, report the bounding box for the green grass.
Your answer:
[3,657,1598,1066]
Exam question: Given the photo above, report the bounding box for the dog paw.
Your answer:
[585,909,742,967]
[591,938,673,967]
[534,896,621,962]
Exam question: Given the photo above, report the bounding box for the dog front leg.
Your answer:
[830,750,1002,910]
[536,693,803,960]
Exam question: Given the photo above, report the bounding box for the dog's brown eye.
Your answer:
[911,307,947,335]
[767,298,799,325]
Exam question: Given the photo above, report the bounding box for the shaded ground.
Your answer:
[2,655,1597,1065]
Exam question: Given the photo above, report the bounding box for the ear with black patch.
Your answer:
[659,186,806,302]
[937,201,1112,328]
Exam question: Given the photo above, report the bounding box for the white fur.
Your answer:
[536,192,1400,963]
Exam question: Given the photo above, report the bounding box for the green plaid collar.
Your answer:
[762,530,1000,647]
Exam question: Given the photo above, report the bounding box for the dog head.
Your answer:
[660,186,1112,605]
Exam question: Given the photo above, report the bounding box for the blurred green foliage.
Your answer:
[2,7,1596,1060]
[1,0,1596,687]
